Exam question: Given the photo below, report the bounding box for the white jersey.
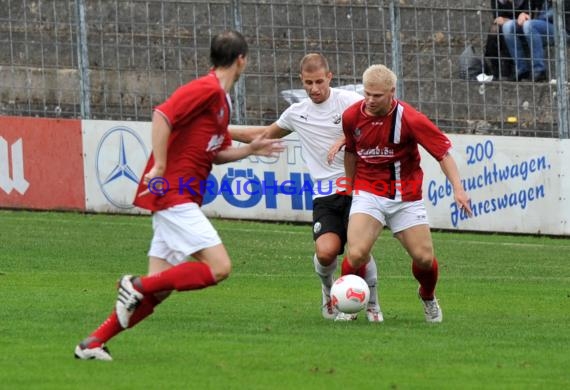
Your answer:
[276,88,363,199]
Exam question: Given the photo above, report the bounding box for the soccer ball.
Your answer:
[330,274,370,314]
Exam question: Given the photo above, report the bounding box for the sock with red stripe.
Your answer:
[412,258,439,300]
[340,256,366,278]
[84,312,123,348]
[83,294,163,348]
[139,261,216,294]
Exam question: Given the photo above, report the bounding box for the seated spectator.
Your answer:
[484,0,530,80]
[502,0,570,82]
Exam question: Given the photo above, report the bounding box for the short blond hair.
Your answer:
[362,64,397,89]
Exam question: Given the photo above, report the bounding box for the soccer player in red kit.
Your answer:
[74,30,284,360]
[338,64,472,322]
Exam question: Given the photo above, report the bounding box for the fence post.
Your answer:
[231,0,246,125]
[389,0,403,98]
[553,0,569,138]
[75,0,90,119]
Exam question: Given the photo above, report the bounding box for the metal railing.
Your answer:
[0,0,568,138]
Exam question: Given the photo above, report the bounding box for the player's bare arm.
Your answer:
[214,132,285,164]
[229,122,290,144]
[343,150,357,192]
[138,111,171,197]
[327,135,346,165]
[439,153,473,216]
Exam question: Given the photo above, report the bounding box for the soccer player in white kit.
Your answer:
[231,53,383,322]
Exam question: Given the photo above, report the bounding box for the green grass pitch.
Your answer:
[0,209,569,389]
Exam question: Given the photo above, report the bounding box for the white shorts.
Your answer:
[148,203,222,266]
[349,191,429,234]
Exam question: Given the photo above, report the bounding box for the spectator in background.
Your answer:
[501,0,570,82]
[484,0,530,80]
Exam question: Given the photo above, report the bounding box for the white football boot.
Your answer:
[419,288,443,323]
[116,275,143,328]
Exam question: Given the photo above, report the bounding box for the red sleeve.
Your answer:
[407,110,452,161]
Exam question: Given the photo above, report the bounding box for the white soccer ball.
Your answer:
[330,274,370,314]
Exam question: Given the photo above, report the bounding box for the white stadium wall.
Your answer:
[1,116,568,235]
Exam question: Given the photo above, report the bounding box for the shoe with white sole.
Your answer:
[321,285,338,320]
[334,312,358,321]
[74,344,112,361]
[419,289,443,323]
[116,275,143,328]
[365,302,384,323]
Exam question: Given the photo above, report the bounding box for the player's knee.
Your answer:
[315,247,339,266]
[212,261,232,282]
[412,252,435,269]
[347,247,370,267]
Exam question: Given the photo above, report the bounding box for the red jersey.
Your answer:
[342,99,451,201]
[134,71,232,211]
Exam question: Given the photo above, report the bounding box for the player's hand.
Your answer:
[249,132,285,157]
[327,136,346,165]
[138,165,166,197]
[454,189,473,217]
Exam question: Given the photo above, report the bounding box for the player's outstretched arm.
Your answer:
[229,123,290,144]
[439,153,473,216]
[214,132,285,164]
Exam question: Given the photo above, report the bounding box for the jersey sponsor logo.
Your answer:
[206,134,225,152]
[95,126,148,209]
[0,137,30,195]
[357,146,394,158]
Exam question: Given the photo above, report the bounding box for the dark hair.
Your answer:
[210,30,249,68]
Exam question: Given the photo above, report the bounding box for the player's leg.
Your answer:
[391,200,441,322]
[335,192,384,321]
[128,257,173,327]
[343,191,384,274]
[339,193,383,322]
[312,194,345,319]
[314,233,341,319]
[363,255,383,322]
[115,203,222,328]
[74,258,172,361]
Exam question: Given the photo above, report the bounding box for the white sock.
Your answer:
[364,255,379,307]
[313,254,337,294]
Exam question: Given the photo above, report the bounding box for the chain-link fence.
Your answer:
[0,0,568,137]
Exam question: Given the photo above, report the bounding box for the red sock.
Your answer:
[88,311,123,347]
[86,294,163,346]
[341,256,366,278]
[140,261,216,293]
[129,294,162,328]
[412,258,439,300]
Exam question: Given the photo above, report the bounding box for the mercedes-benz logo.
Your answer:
[95,125,148,209]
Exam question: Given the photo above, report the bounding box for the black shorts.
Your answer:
[312,193,352,254]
